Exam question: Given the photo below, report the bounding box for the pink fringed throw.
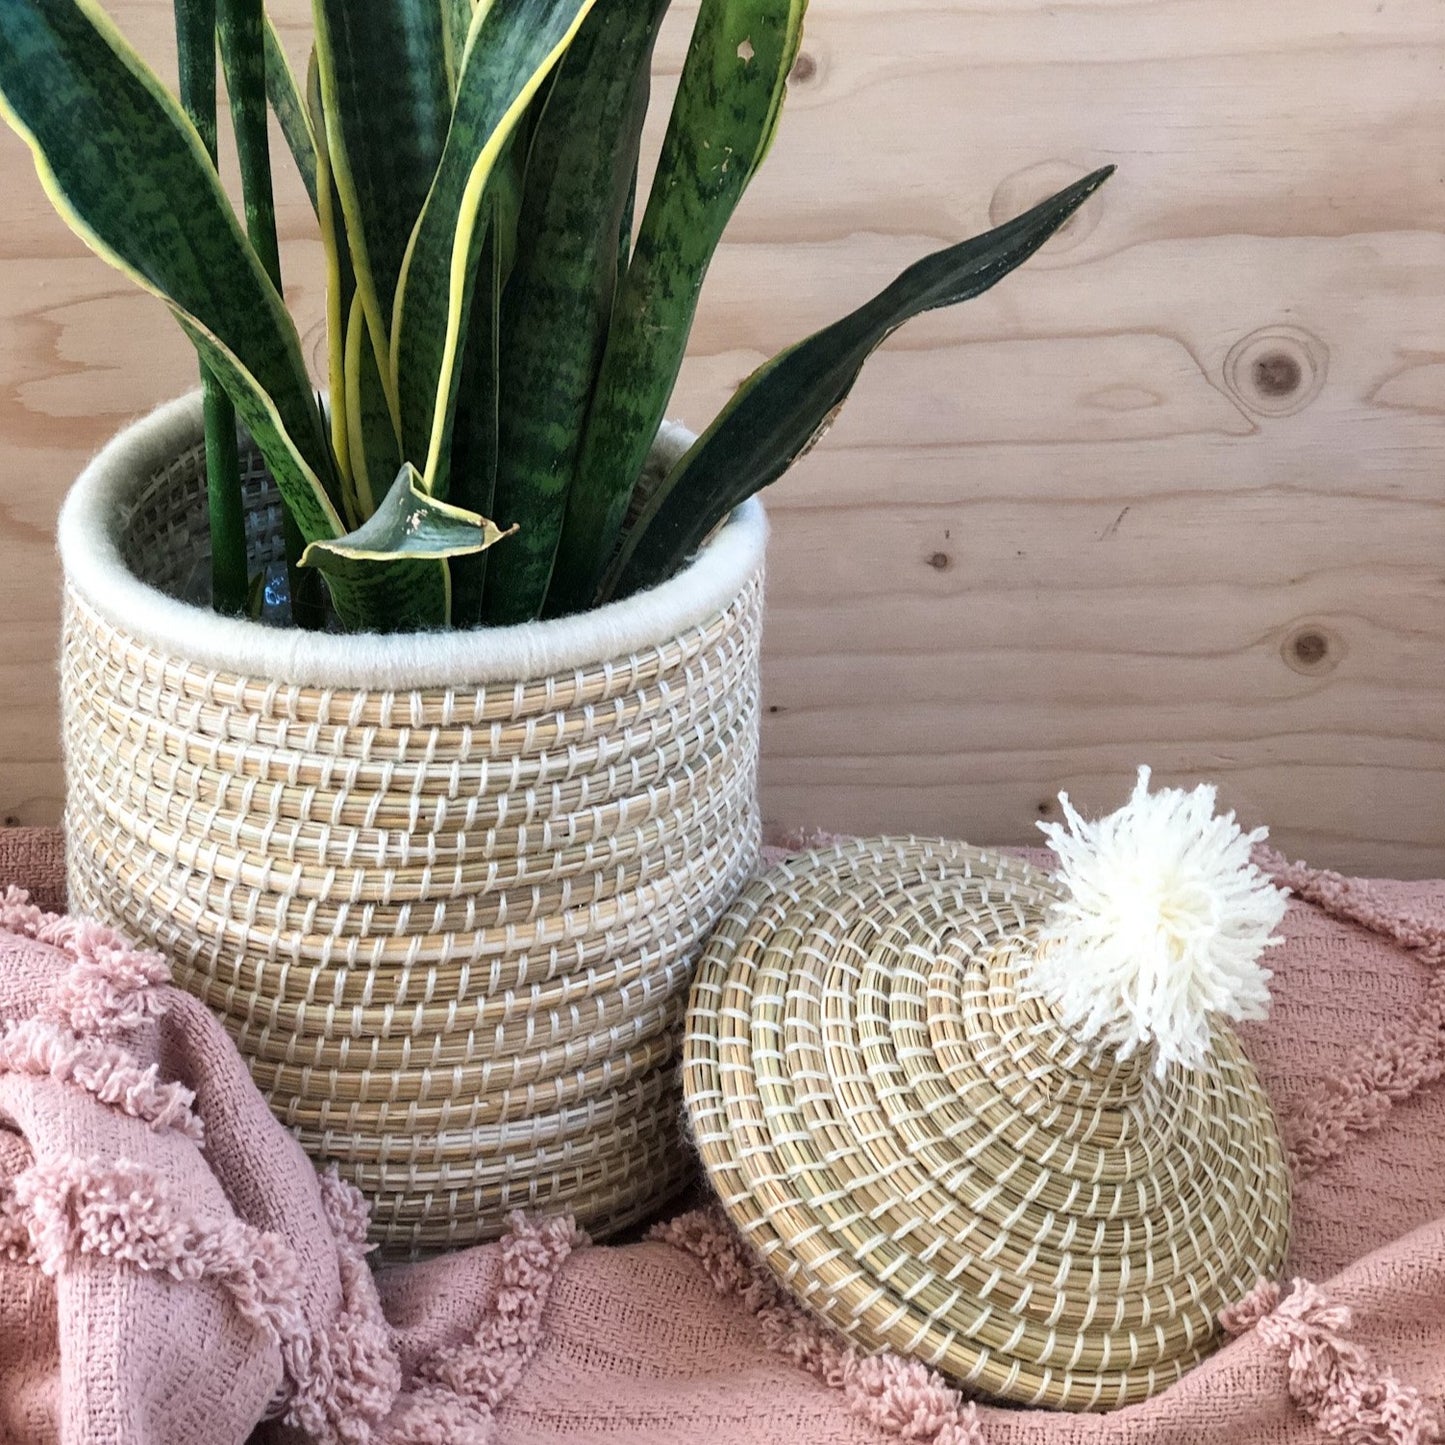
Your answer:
[1,837,1444,1444]
[1222,1280,1441,1445]
[0,878,584,1444]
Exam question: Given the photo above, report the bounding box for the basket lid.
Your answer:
[683,770,1292,1411]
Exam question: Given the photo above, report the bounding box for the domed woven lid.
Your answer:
[684,776,1292,1411]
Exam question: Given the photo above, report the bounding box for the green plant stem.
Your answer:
[218,0,281,286]
[174,0,247,616]
[282,509,328,629]
[217,0,310,622]
[200,368,248,615]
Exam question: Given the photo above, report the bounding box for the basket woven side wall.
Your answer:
[60,411,765,1254]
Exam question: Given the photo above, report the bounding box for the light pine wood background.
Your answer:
[2,0,1443,874]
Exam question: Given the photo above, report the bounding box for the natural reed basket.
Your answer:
[685,834,1291,1410]
[58,394,766,1253]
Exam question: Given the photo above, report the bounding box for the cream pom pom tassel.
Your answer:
[1031,766,1289,1077]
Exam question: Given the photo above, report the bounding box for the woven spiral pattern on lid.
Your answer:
[60,417,764,1256]
[683,836,1291,1411]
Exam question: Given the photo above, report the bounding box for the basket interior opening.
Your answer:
[114,441,287,605]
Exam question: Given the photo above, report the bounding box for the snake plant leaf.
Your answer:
[177,319,346,542]
[482,0,670,625]
[312,0,451,417]
[604,166,1115,600]
[432,82,532,625]
[551,0,806,615]
[174,0,219,157]
[617,167,636,280]
[263,15,318,212]
[175,0,249,618]
[218,0,282,287]
[302,461,514,567]
[0,0,344,547]
[322,556,448,632]
[222,0,319,621]
[489,129,527,290]
[447,201,504,627]
[391,0,600,500]
[344,290,402,520]
[301,460,515,631]
[306,47,357,515]
[446,94,534,626]
[441,0,472,95]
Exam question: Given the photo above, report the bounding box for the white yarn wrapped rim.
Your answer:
[58,392,768,690]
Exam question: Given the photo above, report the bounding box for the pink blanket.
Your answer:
[0,829,1441,1445]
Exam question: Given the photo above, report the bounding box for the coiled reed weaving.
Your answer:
[684,837,1290,1409]
[60,402,765,1253]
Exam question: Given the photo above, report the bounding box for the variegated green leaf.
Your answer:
[482,0,669,624]
[616,165,636,280]
[391,0,599,500]
[0,0,343,547]
[489,128,526,285]
[343,289,401,519]
[306,46,357,518]
[174,318,343,546]
[449,95,541,625]
[302,461,513,567]
[551,0,805,614]
[447,197,504,628]
[312,0,450,413]
[262,14,317,211]
[441,0,472,95]
[301,460,515,631]
[323,556,448,632]
[604,168,1115,599]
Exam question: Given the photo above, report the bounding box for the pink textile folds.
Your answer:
[0,828,1442,1445]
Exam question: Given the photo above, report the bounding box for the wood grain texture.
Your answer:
[1,0,1442,876]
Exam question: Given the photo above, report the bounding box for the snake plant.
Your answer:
[0,0,1111,633]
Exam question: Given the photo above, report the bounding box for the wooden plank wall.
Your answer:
[1,0,1442,875]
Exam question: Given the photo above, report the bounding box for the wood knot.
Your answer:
[1253,351,1302,397]
[789,51,818,83]
[1282,622,1342,676]
[1225,326,1327,417]
[927,551,951,571]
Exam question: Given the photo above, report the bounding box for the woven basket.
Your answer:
[58,394,766,1253]
[684,837,1291,1410]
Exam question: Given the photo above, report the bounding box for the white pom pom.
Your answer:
[1031,766,1289,1077]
